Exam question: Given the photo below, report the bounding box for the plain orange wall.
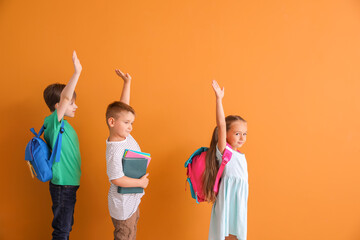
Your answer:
[1,0,360,239]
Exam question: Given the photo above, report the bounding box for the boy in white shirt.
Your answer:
[105,69,149,240]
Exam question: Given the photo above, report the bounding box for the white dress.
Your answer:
[208,145,249,240]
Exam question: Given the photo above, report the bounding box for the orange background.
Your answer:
[1,0,360,239]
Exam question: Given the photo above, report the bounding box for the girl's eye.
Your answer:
[244,133,247,136]
[235,133,239,136]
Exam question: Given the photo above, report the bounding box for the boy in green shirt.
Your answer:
[43,51,82,240]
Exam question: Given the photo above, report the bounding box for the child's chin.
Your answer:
[234,143,243,149]
[120,133,130,138]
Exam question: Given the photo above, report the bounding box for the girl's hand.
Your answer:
[212,80,224,99]
[115,69,132,83]
[72,51,82,74]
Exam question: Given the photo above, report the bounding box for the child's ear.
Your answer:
[54,103,59,109]
[108,117,115,127]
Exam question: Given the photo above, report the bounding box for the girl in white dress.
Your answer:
[204,80,249,240]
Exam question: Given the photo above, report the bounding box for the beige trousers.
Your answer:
[111,208,140,240]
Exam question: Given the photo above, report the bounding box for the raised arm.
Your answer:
[212,80,226,153]
[56,51,82,121]
[115,69,132,105]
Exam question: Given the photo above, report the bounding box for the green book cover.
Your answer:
[117,157,148,194]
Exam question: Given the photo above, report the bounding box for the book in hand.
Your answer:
[117,157,148,194]
[124,149,151,166]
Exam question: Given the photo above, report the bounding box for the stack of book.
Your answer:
[117,149,151,194]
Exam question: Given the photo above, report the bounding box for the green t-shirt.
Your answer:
[44,110,81,186]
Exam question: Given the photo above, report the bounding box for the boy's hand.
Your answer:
[139,173,149,189]
[212,80,224,99]
[72,51,82,74]
[115,69,132,83]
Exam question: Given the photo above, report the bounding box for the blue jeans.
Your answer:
[49,182,79,240]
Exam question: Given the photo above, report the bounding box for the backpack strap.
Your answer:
[30,125,45,138]
[184,147,208,167]
[49,120,65,165]
[213,144,233,193]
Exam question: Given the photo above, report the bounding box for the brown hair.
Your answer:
[105,101,136,127]
[43,83,77,112]
[202,115,246,202]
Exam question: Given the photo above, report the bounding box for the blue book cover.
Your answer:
[117,157,148,194]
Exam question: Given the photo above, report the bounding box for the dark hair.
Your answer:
[43,83,77,112]
[202,115,246,202]
[105,101,136,127]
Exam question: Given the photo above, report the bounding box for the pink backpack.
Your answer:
[185,145,232,203]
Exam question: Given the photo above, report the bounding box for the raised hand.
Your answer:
[212,80,226,153]
[72,51,82,74]
[115,69,132,83]
[212,80,224,99]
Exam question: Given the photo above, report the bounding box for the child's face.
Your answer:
[226,120,247,150]
[109,111,135,140]
[64,98,78,118]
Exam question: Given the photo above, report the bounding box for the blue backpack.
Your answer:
[25,121,65,182]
